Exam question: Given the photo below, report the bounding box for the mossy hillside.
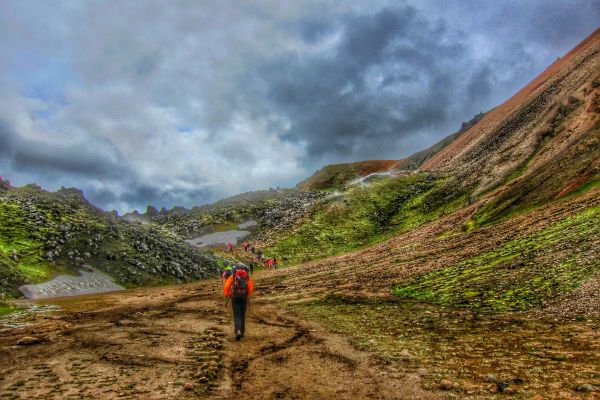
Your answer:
[0,295,19,317]
[394,203,600,311]
[0,186,218,295]
[0,201,70,295]
[265,173,469,265]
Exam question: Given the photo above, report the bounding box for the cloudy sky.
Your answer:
[0,1,598,212]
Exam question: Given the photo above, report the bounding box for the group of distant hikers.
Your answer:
[225,241,279,269]
[221,241,280,340]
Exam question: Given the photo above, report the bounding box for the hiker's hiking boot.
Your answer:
[236,330,242,341]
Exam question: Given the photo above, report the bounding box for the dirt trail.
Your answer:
[0,280,440,400]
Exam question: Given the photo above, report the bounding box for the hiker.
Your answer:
[227,242,234,252]
[256,249,263,260]
[249,260,255,274]
[250,245,255,254]
[273,257,278,270]
[224,264,253,340]
[266,258,273,269]
[242,241,249,252]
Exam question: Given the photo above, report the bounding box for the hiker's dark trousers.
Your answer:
[232,297,247,335]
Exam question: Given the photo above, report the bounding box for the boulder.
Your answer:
[17,336,41,346]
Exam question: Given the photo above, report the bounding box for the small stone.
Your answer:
[577,384,595,392]
[483,373,498,383]
[399,349,411,360]
[488,384,499,393]
[548,383,561,390]
[17,336,41,346]
[503,387,516,395]
[183,382,194,391]
[439,380,454,390]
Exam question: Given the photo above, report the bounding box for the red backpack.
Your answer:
[232,268,249,299]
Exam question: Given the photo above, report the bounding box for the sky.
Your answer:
[0,1,598,213]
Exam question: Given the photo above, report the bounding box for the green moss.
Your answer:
[568,176,600,197]
[0,202,56,284]
[0,303,19,317]
[394,203,600,311]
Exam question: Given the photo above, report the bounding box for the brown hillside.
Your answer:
[421,28,600,195]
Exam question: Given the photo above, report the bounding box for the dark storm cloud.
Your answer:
[0,121,15,156]
[241,3,597,163]
[246,6,471,160]
[0,117,127,179]
[12,144,126,179]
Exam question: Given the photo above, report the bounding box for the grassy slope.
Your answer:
[269,112,490,265]
[417,89,599,311]
[394,201,600,311]
[0,195,74,290]
[471,100,600,228]
[266,173,469,264]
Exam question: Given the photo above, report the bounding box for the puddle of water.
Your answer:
[19,268,124,300]
[237,220,257,229]
[186,230,250,248]
[0,303,60,331]
[186,220,257,248]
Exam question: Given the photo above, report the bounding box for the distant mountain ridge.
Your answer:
[296,111,487,191]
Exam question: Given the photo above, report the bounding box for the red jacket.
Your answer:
[223,274,253,298]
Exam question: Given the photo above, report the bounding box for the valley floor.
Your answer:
[0,274,598,399]
[0,280,438,400]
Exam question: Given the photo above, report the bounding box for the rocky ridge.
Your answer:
[0,183,218,296]
[130,189,324,241]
